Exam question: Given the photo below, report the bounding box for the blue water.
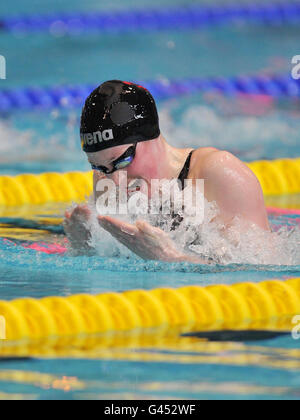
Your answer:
[0,0,300,400]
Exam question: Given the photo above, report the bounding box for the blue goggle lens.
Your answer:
[115,156,134,170]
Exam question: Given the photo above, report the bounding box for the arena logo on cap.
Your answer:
[81,129,114,147]
[0,55,6,80]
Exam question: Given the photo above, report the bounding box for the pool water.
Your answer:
[0,0,300,400]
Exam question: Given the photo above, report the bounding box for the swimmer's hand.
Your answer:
[63,205,94,254]
[98,215,207,264]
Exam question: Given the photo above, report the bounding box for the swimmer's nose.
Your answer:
[106,170,133,187]
[109,171,122,185]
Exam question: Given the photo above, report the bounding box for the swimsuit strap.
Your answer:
[178,150,194,189]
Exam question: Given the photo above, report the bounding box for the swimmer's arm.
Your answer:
[64,172,112,255]
[64,173,116,255]
[199,151,270,231]
[64,204,94,255]
[98,216,209,264]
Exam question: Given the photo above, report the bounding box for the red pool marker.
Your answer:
[267,207,300,216]
[22,242,67,255]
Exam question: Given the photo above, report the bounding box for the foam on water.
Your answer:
[0,120,36,161]
[0,95,300,174]
[159,95,300,160]
[82,188,300,266]
[0,111,85,173]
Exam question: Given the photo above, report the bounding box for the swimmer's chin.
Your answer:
[126,177,151,197]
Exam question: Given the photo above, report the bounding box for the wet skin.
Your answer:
[64,136,270,263]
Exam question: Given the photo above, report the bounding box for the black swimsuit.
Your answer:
[170,150,194,230]
[178,151,194,189]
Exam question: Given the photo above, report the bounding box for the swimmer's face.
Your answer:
[87,144,135,176]
[88,144,137,179]
[87,139,160,187]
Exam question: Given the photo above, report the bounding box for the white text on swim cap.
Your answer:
[81,129,114,147]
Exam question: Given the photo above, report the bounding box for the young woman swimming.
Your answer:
[64,80,270,263]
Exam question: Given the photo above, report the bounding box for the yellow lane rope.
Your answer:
[0,171,93,206]
[0,157,299,207]
[0,278,299,344]
[248,157,300,196]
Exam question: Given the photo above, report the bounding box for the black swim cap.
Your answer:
[80,80,160,153]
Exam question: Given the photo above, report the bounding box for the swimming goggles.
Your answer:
[91,144,137,175]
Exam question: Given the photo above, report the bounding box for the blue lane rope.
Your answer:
[0,75,299,112]
[1,2,300,34]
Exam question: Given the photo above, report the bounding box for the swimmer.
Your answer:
[64,80,270,263]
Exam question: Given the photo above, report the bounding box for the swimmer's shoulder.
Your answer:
[189,147,219,178]
[190,147,260,185]
[190,148,268,226]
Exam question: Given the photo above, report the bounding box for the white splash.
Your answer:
[82,190,300,266]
